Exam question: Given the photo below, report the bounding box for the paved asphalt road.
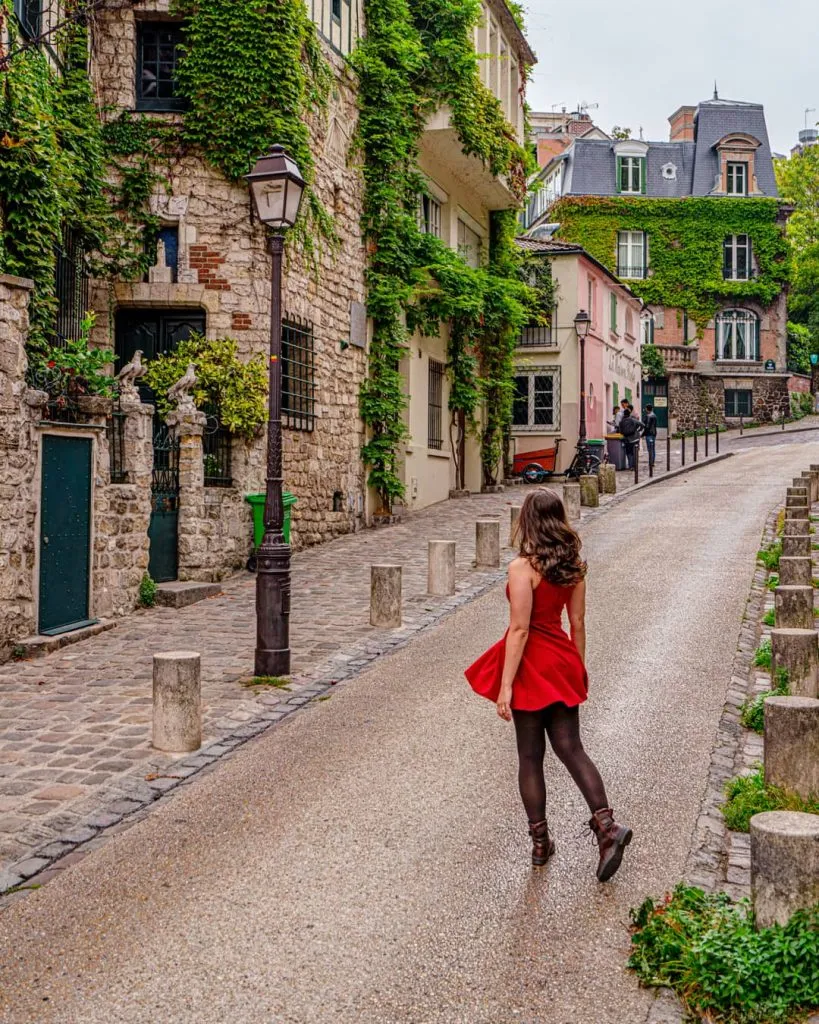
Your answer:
[1,440,818,1024]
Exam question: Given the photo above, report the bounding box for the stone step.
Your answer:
[155,581,223,609]
[13,620,117,659]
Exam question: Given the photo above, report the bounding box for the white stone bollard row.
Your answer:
[579,474,600,508]
[764,695,819,799]
[784,504,809,521]
[782,517,810,537]
[778,556,813,587]
[800,471,817,504]
[562,481,581,523]
[781,534,811,558]
[370,564,402,627]
[771,628,818,697]
[774,587,815,631]
[152,651,202,753]
[751,811,819,928]
[509,505,522,547]
[786,491,809,507]
[475,519,500,569]
[598,463,617,495]
[427,540,456,596]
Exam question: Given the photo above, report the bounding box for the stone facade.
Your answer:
[668,370,790,431]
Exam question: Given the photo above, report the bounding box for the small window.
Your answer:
[331,0,342,20]
[723,234,751,280]
[641,311,655,346]
[617,230,646,279]
[427,359,445,450]
[457,219,481,269]
[137,23,186,112]
[725,389,753,417]
[418,194,442,239]
[157,226,179,282]
[13,0,41,39]
[511,368,560,431]
[726,161,748,195]
[618,156,644,194]
[282,316,316,431]
[610,293,618,333]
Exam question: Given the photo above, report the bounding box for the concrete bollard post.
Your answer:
[785,504,809,520]
[597,463,616,495]
[427,541,456,596]
[751,811,819,928]
[562,481,581,523]
[786,491,808,507]
[475,519,500,568]
[579,474,600,508]
[764,696,819,798]
[801,471,816,504]
[781,533,811,558]
[783,517,810,536]
[152,651,202,753]
[810,464,819,501]
[370,565,402,627]
[774,587,815,630]
[778,556,813,587]
[771,628,819,697]
[509,505,522,547]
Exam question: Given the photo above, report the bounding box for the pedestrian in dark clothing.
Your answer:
[642,404,658,468]
[619,407,643,470]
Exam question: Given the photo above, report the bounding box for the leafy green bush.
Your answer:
[31,313,116,396]
[740,669,789,733]
[143,335,267,439]
[762,609,775,627]
[767,573,780,591]
[753,637,772,669]
[629,883,819,1023]
[722,765,819,833]
[138,573,157,608]
[757,540,782,571]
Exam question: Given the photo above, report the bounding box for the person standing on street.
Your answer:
[465,489,633,882]
[614,398,629,431]
[619,405,643,470]
[642,404,658,469]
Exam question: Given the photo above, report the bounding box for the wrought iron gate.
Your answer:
[148,422,180,583]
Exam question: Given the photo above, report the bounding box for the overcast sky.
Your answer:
[524,0,817,157]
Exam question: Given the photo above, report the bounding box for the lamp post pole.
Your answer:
[255,232,290,677]
[578,329,588,451]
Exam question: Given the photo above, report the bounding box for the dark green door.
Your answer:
[39,435,93,635]
[643,378,669,429]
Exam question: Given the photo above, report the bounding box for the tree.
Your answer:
[611,126,632,140]
[640,343,666,379]
[776,149,819,344]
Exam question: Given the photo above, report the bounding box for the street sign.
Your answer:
[764,359,776,372]
[811,354,818,366]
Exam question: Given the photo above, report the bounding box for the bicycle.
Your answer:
[564,443,602,480]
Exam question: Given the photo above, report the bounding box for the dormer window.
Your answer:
[727,162,748,195]
[618,156,645,194]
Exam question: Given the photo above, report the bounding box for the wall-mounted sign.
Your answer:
[764,359,776,372]
[811,354,818,366]
[653,397,668,408]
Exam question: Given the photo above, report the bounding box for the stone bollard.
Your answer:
[370,564,402,627]
[781,533,811,558]
[785,504,809,520]
[579,474,599,508]
[152,651,202,753]
[764,696,819,798]
[475,519,501,568]
[783,517,810,536]
[774,587,814,630]
[778,556,813,587]
[598,463,616,495]
[810,464,819,501]
[562,481,581,523]
[771,628,819,695]
[801,471,816,504]
[751,811,819,928]
[786,491,808,507]
[427,541,456,596]
[509,505,522,547]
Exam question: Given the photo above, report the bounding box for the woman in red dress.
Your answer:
[465,488,632,881]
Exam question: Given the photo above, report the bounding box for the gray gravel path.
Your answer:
[0,440,817,1024]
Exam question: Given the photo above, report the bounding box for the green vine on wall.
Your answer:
[551,196,790,331]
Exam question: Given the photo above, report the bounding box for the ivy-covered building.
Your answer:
[522,94,793,429]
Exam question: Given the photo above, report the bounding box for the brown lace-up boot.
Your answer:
[588,808,632,882]
[528,819,555,866]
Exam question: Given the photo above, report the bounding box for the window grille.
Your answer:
[13,0,41,38]
[202,404,233,487]
[108,400,127,483]
[282,316,316,431]
[511,368,560,431]
[428,359,444,450]
[137,23,186,111]
[54,229,89,347]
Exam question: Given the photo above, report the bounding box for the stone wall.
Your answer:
[89,4,369,569]
[668,370,790,430]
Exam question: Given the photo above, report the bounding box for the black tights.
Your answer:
[512,702,608,823]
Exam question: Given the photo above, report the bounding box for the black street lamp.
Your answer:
[574,309,592,457]
[246,144,306,677]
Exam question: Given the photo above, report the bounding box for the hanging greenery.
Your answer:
[551,196,790,331]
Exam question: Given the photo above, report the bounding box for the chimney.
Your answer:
[668,105,696,142]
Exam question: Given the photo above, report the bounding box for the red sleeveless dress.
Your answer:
[465,579,588,711]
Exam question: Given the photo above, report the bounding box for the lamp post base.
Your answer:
[254,535,291,678]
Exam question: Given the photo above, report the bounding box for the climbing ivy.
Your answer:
[551,196,790,331]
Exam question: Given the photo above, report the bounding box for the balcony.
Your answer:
[658,344,698,370]
[617,264,647,280]
[518,324,557,348]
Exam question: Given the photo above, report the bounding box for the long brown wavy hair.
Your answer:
[513,488,587,587]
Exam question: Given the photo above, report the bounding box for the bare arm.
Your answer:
[497,560,535,721]
[567,579,587,664]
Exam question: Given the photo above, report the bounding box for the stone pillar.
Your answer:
[152,651,202,753]
[786,490,808,507]
[810,464,819,501]
[579,474,599,508]
[785,504,809,521]
[751,811,819,928]
[781,534,811,558]
[475,519,500,568]
[800,471,816,504]
[774,587,814,630]
[509,505,522,547]
[562,481,581,523]
[427,541,456,596]
[764,696,819,798]
[597,463,616,495]
[167,407,207,579]
[778,556,813,587]
[771,628,819,696]
[370,565,402,627]
[783,517,810,537]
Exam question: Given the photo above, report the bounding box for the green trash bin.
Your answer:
[245,492,297,549]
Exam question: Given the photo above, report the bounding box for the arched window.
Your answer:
[716,309,760,362]
[640,310,655,346]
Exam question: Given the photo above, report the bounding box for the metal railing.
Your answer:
[282,315,316,432]
[428,359,444,450]
[108,400,128,483]
[54,229,89,348]
[518,324,557,348]
[616,265,647,280]
[203,405,233,488]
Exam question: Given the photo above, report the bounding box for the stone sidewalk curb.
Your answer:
[0,454,752,905]
[625,451,733,496]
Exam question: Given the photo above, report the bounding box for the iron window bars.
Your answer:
[203,404,233,488]
[137,22,186,112]
[108,399,128,482]
[282,315,316,432]
[428,359,444,450]
[54,229,89,348]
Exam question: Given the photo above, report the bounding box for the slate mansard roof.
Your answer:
[555,97,778,201]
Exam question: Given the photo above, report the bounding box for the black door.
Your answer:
[39,435,93,635]
[115,309,205,582]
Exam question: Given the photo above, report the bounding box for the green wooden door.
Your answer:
[39,435,93,635]
[643,378,669,429]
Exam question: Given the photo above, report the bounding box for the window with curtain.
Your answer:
[617,231,646,278]
[723,235,751,280]
[716,309,760,361]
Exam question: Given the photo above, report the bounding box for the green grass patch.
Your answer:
[776,510,786,537]
[739,669,789,733]
[241,676,291,690]
[766,573,780,591]
[753,637,772,669]
[762,608,775,627]
[757,540,782,571]
[722,765,819,833]
[629,884,819,1024]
